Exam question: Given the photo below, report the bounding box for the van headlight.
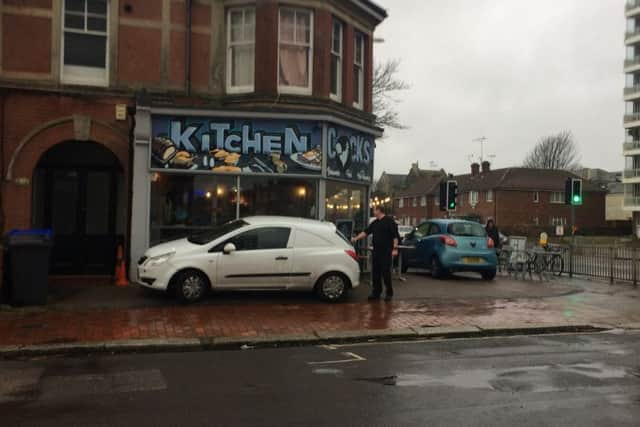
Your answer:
[145,252,175,267]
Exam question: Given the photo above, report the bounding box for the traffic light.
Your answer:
[440,180,458,211]
[565,178,583,206]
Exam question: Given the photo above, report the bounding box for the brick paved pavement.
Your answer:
[1,277,639,347]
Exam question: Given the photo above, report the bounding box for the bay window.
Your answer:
[227,7,256,93]
[279,8,313,94]
[330,19,343,101]
[353,32,365,109]
[61,0,109,86]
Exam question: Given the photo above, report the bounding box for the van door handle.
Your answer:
[275,256,288,261]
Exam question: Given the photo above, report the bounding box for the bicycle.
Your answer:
[542,244,566,276]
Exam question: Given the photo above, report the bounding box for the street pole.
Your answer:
[569,204,575,278]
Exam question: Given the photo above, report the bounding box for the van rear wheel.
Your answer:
[316,272,348,302]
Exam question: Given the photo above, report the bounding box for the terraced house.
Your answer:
[0,0,386,284]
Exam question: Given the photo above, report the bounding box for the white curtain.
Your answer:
[232,45,254,87]
[279,46,308,87]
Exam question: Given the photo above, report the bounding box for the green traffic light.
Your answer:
[573,195,581,203]
[449,203,455,208]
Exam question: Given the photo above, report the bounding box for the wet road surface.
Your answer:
[1,331,639,426]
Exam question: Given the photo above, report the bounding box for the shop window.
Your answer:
[353,32,365,109]
[330,18,343,101]
[239,177,317,219]
[279,8,313,94]
[61,0,109,86]
[227,7,255,93]
[326,181,366,236]
[149,174,237,245]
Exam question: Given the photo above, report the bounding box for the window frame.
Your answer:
[533,191,540,203]
[412,197,417,207]
[398,198,404,208]
[353,31,365,109]
[420,196,427,207]
[226,6,256,94]
[486,190,494,202]
[60,0,110,87]
[216,226,292,252]
[550,191,565,204]
[330,18,343,102]
[277,7,314,95]
[469,191,479,205]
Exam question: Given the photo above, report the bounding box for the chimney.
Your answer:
[471,163,480,176]
[481,161,491,173]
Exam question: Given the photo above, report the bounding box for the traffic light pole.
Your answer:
[570,203,575,278]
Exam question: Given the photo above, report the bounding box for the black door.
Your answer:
[33,141,121,275]
[43,168,118,275]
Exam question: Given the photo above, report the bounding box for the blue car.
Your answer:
[400,219,498,280]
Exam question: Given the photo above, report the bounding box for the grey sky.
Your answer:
[372,0,625,178]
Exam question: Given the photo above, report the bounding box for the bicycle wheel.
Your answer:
[550,255,564,276]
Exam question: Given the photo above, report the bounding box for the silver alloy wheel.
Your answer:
[182,274,205,301]
[321,274,345,300]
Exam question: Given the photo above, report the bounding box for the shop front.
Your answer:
[130,108,379,279]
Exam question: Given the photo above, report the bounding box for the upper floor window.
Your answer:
[330,19,343,101]
[62,0,109,86]
[486,190,494,202]
[398,198,404,208]
[353,32,365,109]
[227,7,255,94]
[412,197,417,207]
[469,191,479,205]
[550,191,564,204]
[533,191,540,203]
[279,8,313,94]
[420,196,427,207]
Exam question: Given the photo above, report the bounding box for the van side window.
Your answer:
[212,227,291,252]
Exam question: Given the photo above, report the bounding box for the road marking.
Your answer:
[307,351,366,365]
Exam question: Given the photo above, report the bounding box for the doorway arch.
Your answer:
[32,141,124,275]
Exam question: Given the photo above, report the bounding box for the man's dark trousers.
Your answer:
[371,250,393,297]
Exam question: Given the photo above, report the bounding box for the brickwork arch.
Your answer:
[3,117,129,230]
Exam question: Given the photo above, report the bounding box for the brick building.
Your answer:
[390,163,446,226]
[392,161,608,233]
[0,0,386,281]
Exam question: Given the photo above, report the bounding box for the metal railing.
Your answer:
[623,113,640,123]
[623,168,640,178]
[623,141,640,151]
[625,57,640,68]
[624,85,640,96]
[624,196,640,207]
[568,246,639,286]
[627,0,640,11]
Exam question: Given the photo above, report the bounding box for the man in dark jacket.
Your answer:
[486,219,501,250]
[352,205,399,301]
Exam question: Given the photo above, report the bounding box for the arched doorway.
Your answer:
[31,141,124,275]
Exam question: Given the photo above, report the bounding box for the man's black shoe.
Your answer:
[368,295,381,301]
[384,295,393,302]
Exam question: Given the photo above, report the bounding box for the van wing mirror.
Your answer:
[223,243,236,255]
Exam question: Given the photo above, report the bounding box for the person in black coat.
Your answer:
[352,205,399,302]
[486,219,501,251]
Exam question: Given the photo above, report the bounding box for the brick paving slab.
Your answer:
[0,288,639,349]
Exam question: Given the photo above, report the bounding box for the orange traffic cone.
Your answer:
[115,244,129,287]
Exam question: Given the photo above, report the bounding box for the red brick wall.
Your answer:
[313,9,332,99]
[1,92,132,232]
[393,196,430,225]
[117,26,163,86]
[254,1,279,96]
[2,14,51,74]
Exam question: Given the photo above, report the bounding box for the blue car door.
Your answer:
[415,222,437,267]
